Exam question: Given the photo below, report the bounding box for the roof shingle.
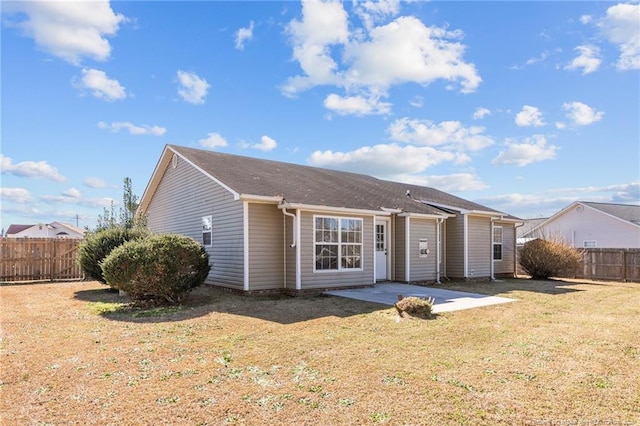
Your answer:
[169,145,520,219]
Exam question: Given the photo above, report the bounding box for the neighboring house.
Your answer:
[519,201,640,249]
[4,222,85,239]
[516,217,547,246]
[138,144,522,293]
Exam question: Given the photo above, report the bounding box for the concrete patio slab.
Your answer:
[324,283,516,313]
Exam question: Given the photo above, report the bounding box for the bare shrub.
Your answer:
[519,238,582,280]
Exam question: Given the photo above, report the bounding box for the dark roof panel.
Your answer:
[169,145,519,219]
[582,201,640,225]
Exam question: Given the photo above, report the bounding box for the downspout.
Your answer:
[281,208,297,248]
[436,217,444,284]
[281,207,301,291]
[514,222,525,278]
[490,216,504,281]
[281,208,297,290]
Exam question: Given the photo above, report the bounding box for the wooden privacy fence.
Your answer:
[574,248,640,282]
[0,238,84,283]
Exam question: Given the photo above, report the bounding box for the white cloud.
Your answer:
[565,45,601,74]
[409,96,424,108]
[0,154,65,182]
[62,188,82,198]
[580,15,593,25]
[83,177,109,188]
[97,121,166,136]
[343,16,481,93]
[562,101,604,126]
[41,193,113,208]
[283,0,349,95]
[492,135,558,166]
[1,187,33,204]
[473,107,491,120]
[309,143,456,177]
[177,70,210,104]
[515,105,545,127]
[388,118,494,152]
[198,133,228,149]
[353,0,400,30]
[597,3,640,70]
[282,1,481,113]
[251,135,278,152]
[324,93,391,116]
[74,68,126,101]
[2,0,126,65]
[478,181,640,219]
[235,21,255,50]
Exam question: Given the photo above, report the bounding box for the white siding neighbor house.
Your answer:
[4,222,85,239]
[519,201,640,249]
[138,145,522,293]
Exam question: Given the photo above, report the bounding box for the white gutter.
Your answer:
[436,218,444,284]
[279,202,391,217]
[239,194,284,203]
[398,212,455,219]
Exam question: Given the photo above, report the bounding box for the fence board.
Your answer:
[517,247,639,282]
[0,238,84,283]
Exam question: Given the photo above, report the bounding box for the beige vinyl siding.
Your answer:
[247,203,285,290]
[468,215,491,278]
[394,217,407,281]
[494,222,515,275]
[299,211,374,289]
[444,215,465,278]
[145,157,244,289]
[408,218,438,282]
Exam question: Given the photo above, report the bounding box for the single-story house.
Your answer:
[3,222,85,239]
[518,201,640,249]
[137,144,522,293]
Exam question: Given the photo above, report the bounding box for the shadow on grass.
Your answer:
[74,285,389,324]
[432,277,599,297]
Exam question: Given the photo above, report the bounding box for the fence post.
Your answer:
[623,250,627,282]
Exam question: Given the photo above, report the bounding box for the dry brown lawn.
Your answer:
[1,278,638,425]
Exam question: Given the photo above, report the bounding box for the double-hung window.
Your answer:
[493,226,503,261]
[314,216,363,271]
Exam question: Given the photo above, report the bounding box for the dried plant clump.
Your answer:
[394,295,435,318]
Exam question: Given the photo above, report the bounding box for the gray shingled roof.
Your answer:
[170,145,519,220]
[582,201,640,226]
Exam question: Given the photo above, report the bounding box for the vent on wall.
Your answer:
[576,205,584,213]
[172,154,178,168]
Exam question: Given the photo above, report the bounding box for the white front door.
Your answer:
[375,220,388,281]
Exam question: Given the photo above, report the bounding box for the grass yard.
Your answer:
[1,278,638,425]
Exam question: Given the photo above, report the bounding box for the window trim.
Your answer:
[313,215,363,272]
[202,215,213,247]
[493,225,503,261]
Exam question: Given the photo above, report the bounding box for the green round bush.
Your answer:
[77,227,150,284]
[519,238,582,280]
[101,234,211,304]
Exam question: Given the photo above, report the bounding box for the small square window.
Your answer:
[202,215,212,246]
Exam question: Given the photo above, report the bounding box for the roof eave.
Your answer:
[279,202,392,216]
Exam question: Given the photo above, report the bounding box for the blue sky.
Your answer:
[1,0,639,231]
